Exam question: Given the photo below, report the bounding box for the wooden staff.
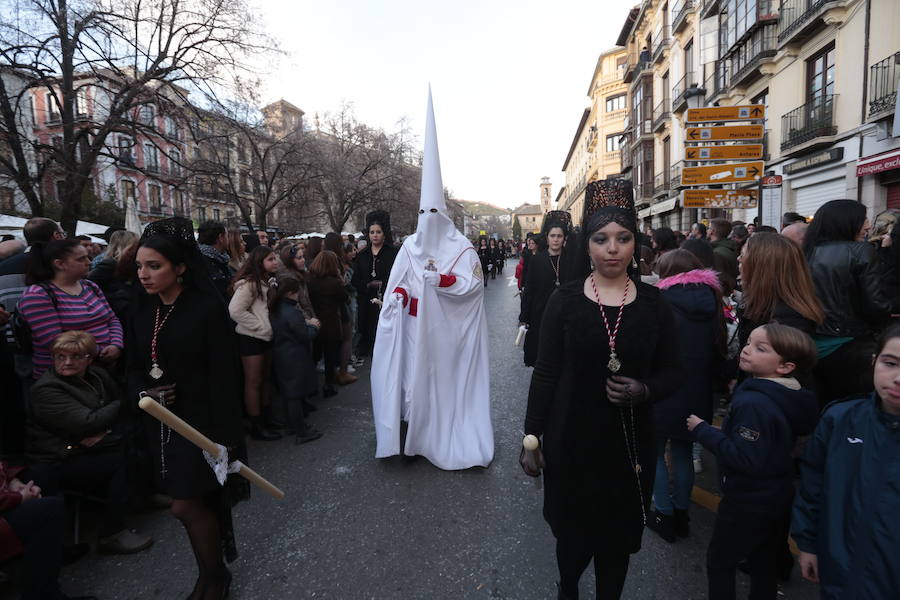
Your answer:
[139,397,285,500]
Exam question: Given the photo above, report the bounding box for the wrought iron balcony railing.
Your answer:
[653,98,671,132]
[781,94,837,151]
[672,72,700,113]
[728,25,777,88]
[653,172,671,197]
[869,53,900,120]
[672,0,695,34]
[777,0,833,46]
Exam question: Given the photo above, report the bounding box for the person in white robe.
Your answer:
[370,90,494,470]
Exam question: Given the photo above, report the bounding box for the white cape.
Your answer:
[370,88,493,470]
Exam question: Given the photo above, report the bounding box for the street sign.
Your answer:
[686,105,765,123]
[684,144,764,161]
[682,189,759,209]
[685,125,764,142]
[681,161,764,185]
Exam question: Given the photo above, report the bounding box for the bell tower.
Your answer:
[540,177,552,214]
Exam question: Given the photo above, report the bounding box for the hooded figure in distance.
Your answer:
[370,89,494,470]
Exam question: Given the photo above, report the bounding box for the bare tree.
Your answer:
[299,104,419,233]
[0,0,273,234]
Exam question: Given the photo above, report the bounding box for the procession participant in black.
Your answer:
[520,180,682,599]
[477,237,491,286]
[351,210,398,357]
[519,210,574,367]
[488,238,502,279]
[127,218,245,600]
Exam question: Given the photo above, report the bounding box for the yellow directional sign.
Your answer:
[682,189,759,209]
[684,144,764,161]
[681,161,764,185]
[685,125,764,142]
[686,105,765,123]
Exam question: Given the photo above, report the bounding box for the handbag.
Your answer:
[10,283,58,354]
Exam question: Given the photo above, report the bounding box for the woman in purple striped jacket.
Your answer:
[19,238,123,379]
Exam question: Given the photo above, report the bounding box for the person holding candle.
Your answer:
[521,180,682,599]
[127,218,245,600]
[351,210,397,358]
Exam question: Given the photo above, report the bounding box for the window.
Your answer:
[198,206,207,221]
[237,139,247,163]
[165,116,178,138]
[29,95,36,126]
[807,43,835,102]
[606,134,623,152]
[173,189,185,215]
[616,55,628,76]
[118,136,134,164]
[0,187,14,212]
[45,93,60,123]
[120,180,136,208]
[139,104,155,126]
[148,184,162,212]
[240,171,249,192]
[75,87,89,117]
[170,149,181,176]
[212,208,221,220]
[144,143,159,172]
[684,39,694,76]
[606,94,627,112]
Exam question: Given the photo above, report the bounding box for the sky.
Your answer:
[255,0,637,210]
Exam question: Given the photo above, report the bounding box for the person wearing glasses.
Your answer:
[18,238,123,380]
[23,330,153,555]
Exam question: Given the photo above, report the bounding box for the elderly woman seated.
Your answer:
[23,331,153,555]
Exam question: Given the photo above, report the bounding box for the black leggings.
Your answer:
[556,536,630,599]
[4,496,65,600]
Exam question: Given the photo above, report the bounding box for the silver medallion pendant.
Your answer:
[555,280,560,287]
[607,353,621,373]
[149,363,164,380]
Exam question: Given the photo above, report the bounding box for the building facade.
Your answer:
[561,48,629,225]
[613,0,900,231]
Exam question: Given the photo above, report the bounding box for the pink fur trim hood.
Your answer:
[656,268,722,291]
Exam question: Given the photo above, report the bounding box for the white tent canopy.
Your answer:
[0,215,108,244]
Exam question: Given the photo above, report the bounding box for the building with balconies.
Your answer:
[560,47,629,226]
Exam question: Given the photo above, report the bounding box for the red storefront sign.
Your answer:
[856,149,900,177]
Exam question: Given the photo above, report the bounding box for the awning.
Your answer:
[857,148,900,177]
[651,197,679,215]
[637,207,652,219]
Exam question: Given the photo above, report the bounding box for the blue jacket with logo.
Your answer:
[693,377,818,513]
[792,394,900,600]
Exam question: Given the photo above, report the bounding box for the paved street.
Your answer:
[6,267,821,599]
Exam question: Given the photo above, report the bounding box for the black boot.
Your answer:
[322,385,338,398]
[249,416,281,441]
[295,425,323,445]
[557,581,577,600]
[262,405,285,430]
[647,510,677,543]
[673,508,690,538]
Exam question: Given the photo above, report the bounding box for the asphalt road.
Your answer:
[4,264,822,599]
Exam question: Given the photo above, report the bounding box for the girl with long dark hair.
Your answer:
[520,181,681,598]
[309,251,350,398]
[127,218,245,599]
[324,232,356,385]
[228,245,281,441]
[803,199,891,405]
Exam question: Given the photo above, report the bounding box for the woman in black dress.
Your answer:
[521,181,681,599]
[128,218,244,600]
[351,210,397,357]
[477,237,491,286]
[519,211,576,367]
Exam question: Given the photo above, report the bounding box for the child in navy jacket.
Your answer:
[688,323,819,599]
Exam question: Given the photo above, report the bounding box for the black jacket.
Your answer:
[806,241,892,338]
[270,299,318,400]
[27,366,121,464]
[694,378,818,513]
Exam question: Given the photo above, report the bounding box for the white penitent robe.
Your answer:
[370,87,493,470]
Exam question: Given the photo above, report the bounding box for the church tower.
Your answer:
[540,177,552,214]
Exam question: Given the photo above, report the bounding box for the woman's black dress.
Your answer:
[351,245,398,355]
[524,280,681,552]
[520,250,575,367]
[126,287,244,499]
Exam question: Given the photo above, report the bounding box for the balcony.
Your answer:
[672,72,701,113]
[704,63,729,105]
[621,143,633,172]
[145,163,160,174]
[868,52,900,121]
[670,162,684,189]
[728,25,777,89]
[636,181,655,202]
[781,94,837,153]
[700,0,721,19]
[672,0,695,34]
[652,37,670,65]
[777,0,853,47]
[630,99,655,147]
[653,172,671,198]
[653,98,671,132]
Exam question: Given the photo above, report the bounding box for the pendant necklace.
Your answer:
[371,251,377,278]
[549,253,561,287]
[149,303,176,380]
[591,275,629,373]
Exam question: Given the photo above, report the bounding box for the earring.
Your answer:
[177,276,183,284]
[631,256,638,270]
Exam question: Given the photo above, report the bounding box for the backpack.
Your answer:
[10,283,58,354]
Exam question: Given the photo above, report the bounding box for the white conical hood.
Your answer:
[419,86,447,215]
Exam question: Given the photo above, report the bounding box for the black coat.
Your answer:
[524,281,682,550]
[806,241,892,339]
[352,245,398,344]
[520,250,575,366]
[308,275,349,344]
[270,299,318,400]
